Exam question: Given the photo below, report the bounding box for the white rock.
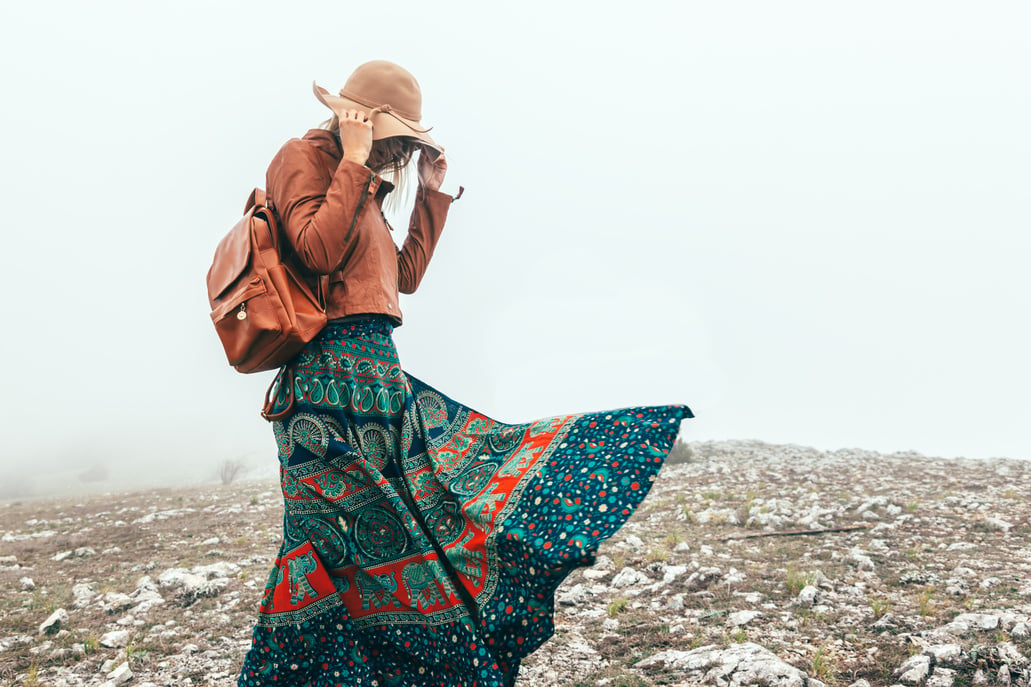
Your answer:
[52,550,72,562]
[582,568,611,581]
[947,542,976,551]
[20,577,34,591]
[685,567,722,590]
[624,534,644,549]
[927,667,956,687]
[39,608,68,635]
[557,584,589,606]
[102,592,134,612]
[995,642,1025,665]
[726,610,762,627]
[984,517,1013,533]
[896,654,931,684]
[74,546,96,557]
[200,537,220,546]
[107,662,133,685]
[952,613,1000,631]
[100,629,130,648]
[792,585,820,607]
[610,567,651,588]
[72,583,98,608]
[1011,622,1030,639]
[849,547,875,571]
[636,642,824,687]
[662,565,688,584]
[924,644,963,666]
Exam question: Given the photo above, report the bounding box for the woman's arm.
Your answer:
[266,140,383,275]
[397,152,452,293]
[397,186,452,293]
[266,114,378,275]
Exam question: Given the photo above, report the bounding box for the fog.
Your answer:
[2,1,1029,498]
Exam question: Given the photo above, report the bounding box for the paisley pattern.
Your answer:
[238,318,692,687]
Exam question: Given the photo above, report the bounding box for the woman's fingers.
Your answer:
[338,109,371,126]
[338,109,373,165]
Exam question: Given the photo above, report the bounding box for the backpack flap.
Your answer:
[207,208,257,307]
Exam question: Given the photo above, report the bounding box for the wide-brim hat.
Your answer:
[314,60,441,158]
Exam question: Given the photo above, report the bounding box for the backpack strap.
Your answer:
[261,365,295,421]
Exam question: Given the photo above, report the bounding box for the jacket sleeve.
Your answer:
[397,187,453,294]
[266,139,382,275]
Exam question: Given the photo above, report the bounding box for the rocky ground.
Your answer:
[2,440,1030,687]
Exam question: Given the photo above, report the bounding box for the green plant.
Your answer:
[646,548,669,563]
[126,640,149,667]
[810,645,838,682]
[785,567,816,596]
[607,597,629,617]
[906,499,921,513]
[25,663,40,687]
[730,627,747,643]
[870,596,892,619]
[916,586,936,616]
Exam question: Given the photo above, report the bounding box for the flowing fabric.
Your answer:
[238,318,692,686]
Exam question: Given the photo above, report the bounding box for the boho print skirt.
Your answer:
[238,317,692,687]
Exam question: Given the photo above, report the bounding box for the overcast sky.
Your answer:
[2,1,1029,493]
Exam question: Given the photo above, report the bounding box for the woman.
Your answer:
[238,60,692,687]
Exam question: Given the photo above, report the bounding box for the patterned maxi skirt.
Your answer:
[238,318,692,687]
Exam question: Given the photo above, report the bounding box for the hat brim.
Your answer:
[313,82,441,159]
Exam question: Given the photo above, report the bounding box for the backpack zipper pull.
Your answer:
[237,302,248,320]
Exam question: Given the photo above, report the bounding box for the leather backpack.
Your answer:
[206,189,326,376]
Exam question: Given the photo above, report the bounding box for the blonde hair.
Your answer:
[319,115,415,212]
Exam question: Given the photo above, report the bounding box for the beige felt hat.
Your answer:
[314,60,440,156]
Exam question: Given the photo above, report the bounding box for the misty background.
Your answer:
[1,1,1028,497]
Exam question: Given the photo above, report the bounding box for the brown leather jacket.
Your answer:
[266,129,452,325]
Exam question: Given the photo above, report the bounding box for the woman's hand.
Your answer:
[337,109,373,166]
[418,150,447,192]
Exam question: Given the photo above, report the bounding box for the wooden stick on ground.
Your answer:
[719,524,871,542]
